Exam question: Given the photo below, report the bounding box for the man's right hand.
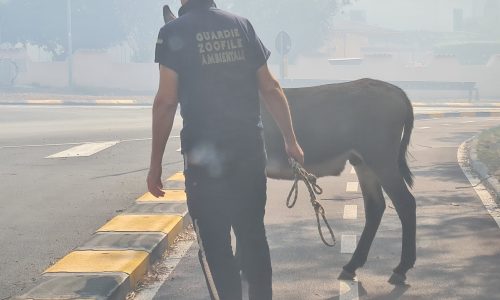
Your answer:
[147,167,165,198]
[286,141,305,166]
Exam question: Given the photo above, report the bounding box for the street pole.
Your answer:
[67,0,73,88]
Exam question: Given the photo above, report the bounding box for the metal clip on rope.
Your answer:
[286,159,336,247]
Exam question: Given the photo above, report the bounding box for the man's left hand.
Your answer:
[147,167,165,198]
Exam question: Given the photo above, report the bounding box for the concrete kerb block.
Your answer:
[469,138,500,202]
[163,180,185,189]
[16,273,130,300]
[77,232,168,264]
[415,111,500,120]
[0,99,150,106]
[17,170,191,300]
[125,202,188,216]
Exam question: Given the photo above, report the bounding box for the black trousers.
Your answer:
[184,139,272,300]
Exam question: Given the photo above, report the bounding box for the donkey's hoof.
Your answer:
[338,269,356,281]
[388,272,407,286]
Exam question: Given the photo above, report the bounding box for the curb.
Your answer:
[412,102,500,108]
[415,111,500,120]
[458,138,500,230]
[0,99,152,106]
[1,99,500,108]
[16,172,190,300]
[469,137,500,203]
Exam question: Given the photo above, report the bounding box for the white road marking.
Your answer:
[1,138,150,149]
[461,121,476,124]
[176,148,182,152]
[350,167,356,175]
[441,124,451,126]
[417,127,431,130]
[339,280,360,300]
[458,139,500,229]
[46,141,119,158]
[341,235,357,254]
[1,137,181,150]
[133,239,195,300]
[346,182,359,193]
[343,205,358,220]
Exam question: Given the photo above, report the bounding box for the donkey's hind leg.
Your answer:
[373,163,416,285]
[339,164,386,281]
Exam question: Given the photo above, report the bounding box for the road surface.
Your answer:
[0,105,499,299]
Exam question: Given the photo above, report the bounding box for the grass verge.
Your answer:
[477,126,500,183]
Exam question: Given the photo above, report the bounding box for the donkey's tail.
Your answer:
[399,91,415,188]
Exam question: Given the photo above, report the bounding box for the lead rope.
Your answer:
[286,159,336,247]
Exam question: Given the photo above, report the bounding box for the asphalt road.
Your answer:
[0,105,499,299]
[142,117,500,299]
[0,105,183,298]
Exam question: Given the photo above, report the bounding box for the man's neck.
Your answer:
[179,0,216,17]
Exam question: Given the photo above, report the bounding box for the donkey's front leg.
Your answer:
[339,165,386,281]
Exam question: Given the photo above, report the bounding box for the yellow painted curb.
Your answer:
[138,190,187,202]
[167,172,185,182]
[27,100,64,105]
[95,100,137,105]
[44,250,149,288]
[98,215,183,235]
[429,112,445,118]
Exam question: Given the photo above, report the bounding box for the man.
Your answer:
[147,0,304,299]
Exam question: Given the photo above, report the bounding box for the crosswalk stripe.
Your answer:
[343,205,358,220]
[339,280,359,300]
[46,141,119,158]
[346,182,359,193]
[341,235,357,254]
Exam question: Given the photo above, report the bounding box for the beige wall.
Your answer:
[16,51,158,92]
[12,50,500,99]
[72,51,158,92]
[17,61,68,88]
[289,54,500,99]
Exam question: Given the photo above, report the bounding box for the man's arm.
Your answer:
[147,65,179,197]
[257,64,304,165]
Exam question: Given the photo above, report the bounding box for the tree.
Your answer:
[0,0,128,60]
[216,0,351,60]
[0,0,354,62]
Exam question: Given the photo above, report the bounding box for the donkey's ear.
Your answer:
[163,5,177,24]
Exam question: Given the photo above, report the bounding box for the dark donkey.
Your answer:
[162,5,416,286]
[263,79,416,285]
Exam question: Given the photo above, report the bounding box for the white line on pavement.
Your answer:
[0,137,181,150]
[341,235,357,254]
[346,182,359,193]
[339,280,360,300]
[134,240,195,300]
[417,127,431,130]
[350,167,356,175]
[46,141,119,158]
[343,205,358,220]
[458,139,500,229]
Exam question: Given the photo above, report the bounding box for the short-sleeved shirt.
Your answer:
[155,0,271,155]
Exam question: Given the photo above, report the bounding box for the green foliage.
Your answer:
[217,0,341,59]
[477,126,500,183]
[0,0,131,59]
[0,0,348,62]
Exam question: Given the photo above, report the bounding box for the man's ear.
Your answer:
[163,5,177,24]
